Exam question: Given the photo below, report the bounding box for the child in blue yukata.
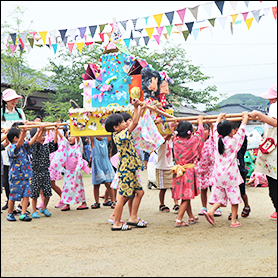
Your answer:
[6,126,39,221]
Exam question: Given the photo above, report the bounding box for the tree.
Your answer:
[1,6,49,120]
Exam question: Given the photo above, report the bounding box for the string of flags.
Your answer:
[2,1,277,56]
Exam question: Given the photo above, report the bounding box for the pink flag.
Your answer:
[156,26,164,38]
[153,34,160,45]
[10,44,17,56]
[177,8,186,23]
[67,42,74,54]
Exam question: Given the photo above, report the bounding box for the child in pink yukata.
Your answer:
[203,112,249,228]
[195,123,222,217]
[246,171,268,187]
[50,134,90,211]
[171,115,205,227]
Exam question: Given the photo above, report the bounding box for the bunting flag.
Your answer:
[99,33,105,42]
[177,8,186,23]
[68,29,77,40]
[153,34,160,45]
[145,27,154,39]
[231,14,238,25]
[230,1,238,11]
[272,6,277,20]
[18,38,24,49]
[242,12,249,21]
[264,7,270,17]
[143,36,149,46]
[185,22,194,34]
[28,38,34,48]
[105,32,112,39]
[59,29,67,42]
[123,38,131,48]
[203,2,213,17]
[85,41,94,46]
[165,11,174,25]
[130,30,134,40]
[218,16,227,29]
[120,20,128,30]
[26,45,32,54]
[189,7,198,21]
[76,42,84,53]
[10,33,17,45]
[144,16,149,25]
[39,31,47,44]
[165,25,173,36]
[19,44,24,53]
[163,33,168,40]
[208,18,216,27]
[156,26,164,37]
[182,30,190,41]
[48,37,52,48]
[131,18,138,29]
[192,28,199,40]
[153,13,163,27]
[52,43,58,54]
[67,42,75,54]
[19,32,27,45]
[215,1,225,15]
[252,10,261,23]
[89,25,97,38]
[9,44,17,56]
[175,24,183,34]
[245,17,253,29]
[78,27,87,39]
[62,36,68,46]
[29,31,37,39]
[134,37,140,46]
[99,24,107,33]
[244,1,249,8]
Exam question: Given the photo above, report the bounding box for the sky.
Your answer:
[1,1,277,110]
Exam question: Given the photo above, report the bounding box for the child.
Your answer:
[203,112,249,228]
[105,100,147,231]
[89,136,115,209]
[156,134,179,214]
[196,123,222,217]
[171,116,205,227]
[50,134,90,211]
[29,124,60,218]
[246,171,268,187]
[6,126,39,221]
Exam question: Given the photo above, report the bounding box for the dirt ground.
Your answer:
[1,170,277,277]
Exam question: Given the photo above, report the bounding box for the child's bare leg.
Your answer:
[159,189,167,206]
[207,202,221,223]
[201,188,208,208]
[128,190,144,223]
[176,199,189,221]
[128,193,135,215]
[186,200,194,219]
[21,197,29,214]
[8,200,15,215]
[51,180,62,197]
[110,197,128,221]
[231,204,240,225]
[241,193,250,208]
[32,198,37,214]
[93,184,100,203]
[173,198,179,205]
[105,183,114,203]
[113,189,117,202]
[113,194,129,228]
[42,196,50,210]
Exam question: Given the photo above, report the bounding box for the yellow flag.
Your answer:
[39,31,47,44]
[145,27,154,39]
[153,14,163,28]
[245,18,253,30]
[231,14,238,25]
[76,42,84,53]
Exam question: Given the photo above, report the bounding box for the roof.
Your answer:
[174,105,208,116]
[205,103,266,115]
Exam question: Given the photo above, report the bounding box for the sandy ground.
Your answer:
[1,170,277,277]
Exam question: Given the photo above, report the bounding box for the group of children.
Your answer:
[0,100,269,230]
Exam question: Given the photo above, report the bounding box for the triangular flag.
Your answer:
[202,2,213,17]
[67,42,75,54]
[230,1,238,11]
[242,12,249,21]
[99,24,107,33]
[192,28,199,40]
[143,36,150,46]
[245,18,253,30]
[215,1,225,15]
[26,45,31,54]
[78,27,87,39]
[244,1,249,8]
[89,25,97,38]
[189,7,198,21]
[62,36,68,46]
[264,8,270,17]
[175,24,183,33]
[185,22,194,34]
[182,30,190,41]
[231,14,238,25]
[107,41,117,50]
[230,22,233,35]
[68,29,77,40]
[28,38,34,48]
[76,42,84,53]
[10,33,17,45]
[134,37,140,46]
[218,16,227,29]
[9,44,17,56]
[153,13,163,28]
[165,11,174,25]
[85,41,94,46]
[272,6,277,20]
[252,10,260,23]
[19,32,27,44]
[163,33,168,40]
[131,18,138,29]
[208,18,216,27]
[177,8,186,22]
[19,44,24,53]
[153,34,160,45]
[156,26,164,37]
[165,25,173,36]
[29,31,37,39]
[123,38,131,48]
[130,30,134,40]
[18,38,24,49]
[120,20,128,30]
[105,32,112,39]
[144,16,149,25]
[39,31,47,44]
[59,29,67,42]
[52,43,58,54]
[145,27,154,39]
[99,33,105,42]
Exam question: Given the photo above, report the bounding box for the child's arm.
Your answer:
[246,177,255,185]
[29,125,43,146]
[249,110,277,127]
[128,99,141,134]
[16,127,28,150]
[197,115,204,126]
[216,113,226,123]
[53,124,59,144]
[241,111,249,125]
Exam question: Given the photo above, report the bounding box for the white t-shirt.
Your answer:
[267,102,277,128]
[155,139,173,170]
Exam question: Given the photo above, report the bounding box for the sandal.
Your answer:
[111,201,117,209]
[91,202,100,209]
[61,206,70,211]
[103,200,112,206]
[172,204,179,213]
[188,216,199,224]
[175,219,189,227]
[228,213,238,220]
[241,206,251,218]
[159,204,170,213]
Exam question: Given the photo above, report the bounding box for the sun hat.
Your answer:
[2,89,23,102]
[259,84,277,99]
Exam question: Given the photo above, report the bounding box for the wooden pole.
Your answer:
[18,123,67,129]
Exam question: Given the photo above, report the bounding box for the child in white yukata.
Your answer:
[203,112,249,228]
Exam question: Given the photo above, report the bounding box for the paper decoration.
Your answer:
[165,11,174,25]
[185,22,194,34]
[29,31,37,39]
[68,29,77,40]
[134,37,140,46]
[59,29,67,42]
[245,18,253,29]
[123,38,131,48]
[145,27,154,39]
[78,27,87,39]
[52,43,58,54]
[143,16,149,25]
[85,41,94,46]
[68,42,75,54]
[130,30,134,40]
[244,1,249,8]
[18,38,24,49]
[208,18,216,27]
[143,36,149,46]
[39,31,47,44]
[62,36,68,46]
[175,24,183,34]
[230,1,238,11]
[9,44,17,56]
[231,14,238,25]
[153,13,163,27]
[120,20,128,30]
[192,28,199,40]
[264,7,270,17]
[19,32,27,45]
[182,30,190,41]
[177,8,186,22]
[10,33,17,45]
[99,33,105,42]
[26,45,32,54]
[99,24,107,33]
[76,42,84,53]
[215,1,225,15]
[131,18,138,29]
[153,34,160,45]
[19,44,23,53]
[242,12,249,21]
[272,6,277,20]
[252,10,261,23]
[202,2,213,17]
[156,26,164,38]
[218,16,227,29]
[165,25,173,36]
[189,7,198,21]
[89,25,97,38]
[163,33,168,40]
[28,38,34,48]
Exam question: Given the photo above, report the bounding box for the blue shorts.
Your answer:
[9,179,31,201]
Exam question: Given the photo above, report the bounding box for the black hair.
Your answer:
[217,120,232,155]
[11,121,24,128]
[33,115,42,121]
[7,127,21,143]
[141,67,161,99]
[176,121,193,138]
[105,113,124,133]
[231,121,241,130]
[1,100,23,121]
[121,112,132,122]
[30,128,38,138]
